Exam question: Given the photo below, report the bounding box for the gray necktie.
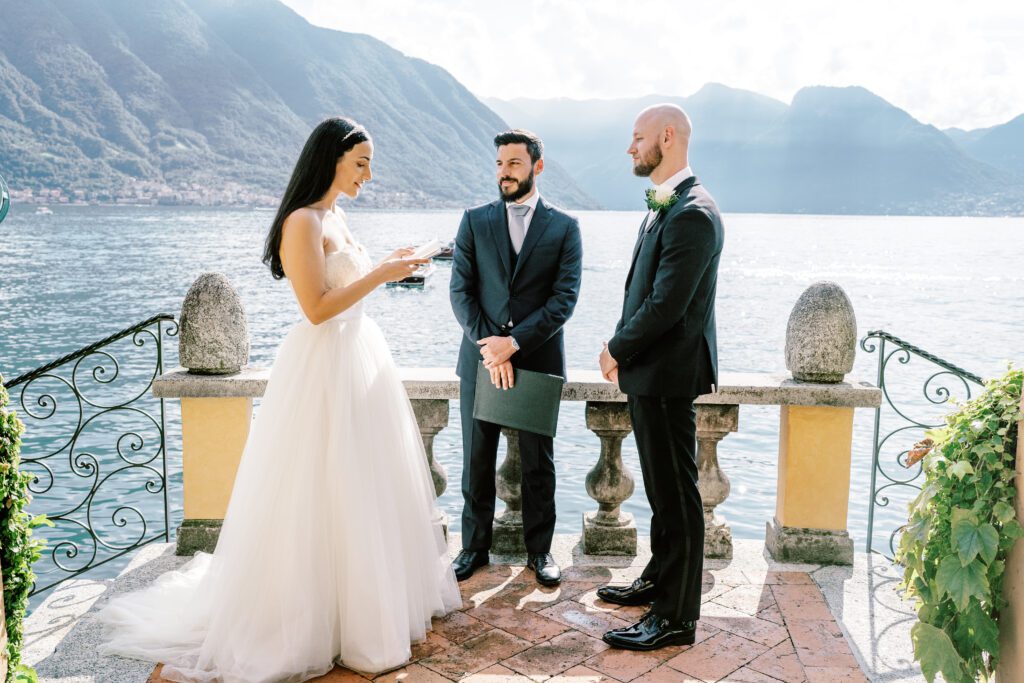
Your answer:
[508,203,530,253]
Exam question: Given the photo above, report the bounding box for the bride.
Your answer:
[97,117,462,681]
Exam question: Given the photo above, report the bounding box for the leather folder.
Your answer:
[472,361,563,437]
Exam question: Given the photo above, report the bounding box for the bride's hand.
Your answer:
[373,257,430,283]
[381,246,415,264]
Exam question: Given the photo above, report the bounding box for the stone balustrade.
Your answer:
[154,367,880,563]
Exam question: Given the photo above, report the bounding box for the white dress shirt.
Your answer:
[646,166,692,223]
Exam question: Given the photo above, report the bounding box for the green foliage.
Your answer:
[0,379,49,683]
[897,367,1023,682]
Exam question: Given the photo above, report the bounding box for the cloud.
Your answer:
[281,0,1024,129]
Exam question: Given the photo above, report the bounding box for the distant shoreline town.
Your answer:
[7,181,279,209]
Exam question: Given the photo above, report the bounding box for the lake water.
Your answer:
[1,206,1022,590]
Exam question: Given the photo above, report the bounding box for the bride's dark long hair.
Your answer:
[263,117,371,279]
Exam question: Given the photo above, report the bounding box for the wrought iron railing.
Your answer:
[859,330,983,559]
[0,173,10,224]
[2,314,177,595]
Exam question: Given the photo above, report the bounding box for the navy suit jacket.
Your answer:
[608,176,723,398]
[450,196,583,380]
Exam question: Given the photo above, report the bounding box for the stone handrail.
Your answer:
[154,367,881,406]
[155,367,879,563]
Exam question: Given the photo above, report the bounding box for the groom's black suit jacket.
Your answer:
[450,197,583,379]
[608,176,723,398]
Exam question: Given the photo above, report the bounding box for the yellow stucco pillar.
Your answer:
[766,404,855,564]
[177,397,253,553]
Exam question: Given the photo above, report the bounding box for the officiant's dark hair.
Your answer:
[494,129,544,164]
[263,117,371,280]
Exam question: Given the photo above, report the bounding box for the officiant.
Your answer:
[449,129,583,586]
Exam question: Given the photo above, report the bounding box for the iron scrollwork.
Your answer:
[859,330,983,558]
[2,314,177,595]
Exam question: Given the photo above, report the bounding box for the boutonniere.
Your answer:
[644,185,679,212]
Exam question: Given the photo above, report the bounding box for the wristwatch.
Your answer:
[509,336,520,351]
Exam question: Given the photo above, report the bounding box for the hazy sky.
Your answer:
[280,0,1023,130]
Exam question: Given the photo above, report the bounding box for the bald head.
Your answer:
[637,104,692,142]
[629,103,692,183]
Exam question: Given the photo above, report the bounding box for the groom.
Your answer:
[450,129,583,586]
[598,104,723,650]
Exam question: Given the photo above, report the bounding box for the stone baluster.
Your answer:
[697,404,740,559]
[492,428,525,554]
[583,402,637,554]
[409,399,449,498]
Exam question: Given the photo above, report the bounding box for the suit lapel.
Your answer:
[623,176,700,286]
[488,201,513,278]
[512,198,551,281]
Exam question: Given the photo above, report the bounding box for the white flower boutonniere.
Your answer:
[644,185,679,212]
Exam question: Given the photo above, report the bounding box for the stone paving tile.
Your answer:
[787,620,860,669]
[754,604,784,626]
[470,580,590,612]
[419,628,532,680]
[560,565,619,584]
[547,664,619,681]
[745,638,806,682]
[770,584,834,622]
[722,667,786,682]
[803,665,869,682]
[431,610,493,644]
[312,667,371,681]
[631,664,703,682]
[665,631,770,682]
[410,631,455,661]
[503,630,610,677]
[372,662,451,682]
[539,599,634,639]
[574,588,652,621]
[462,663,539,681]
[583,643,690,682]
[699,603,789,648]
[746,570,814,585]
[710,585,776,616]
[458,565,529,594]
[467,603,571,643]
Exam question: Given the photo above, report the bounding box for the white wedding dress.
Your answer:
[97,242,461,681]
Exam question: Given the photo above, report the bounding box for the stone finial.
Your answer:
[178,273,249,375]
[785,281,856,383]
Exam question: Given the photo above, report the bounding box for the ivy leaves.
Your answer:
[0,379,46,683]
[897,367,1023,683]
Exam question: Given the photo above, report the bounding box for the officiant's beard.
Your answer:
[498,170,535,202]
[632,146,663,177]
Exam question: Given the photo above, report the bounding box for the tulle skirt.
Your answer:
[97,312,461,682]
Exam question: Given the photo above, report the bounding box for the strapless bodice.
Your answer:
[325,244,373,321]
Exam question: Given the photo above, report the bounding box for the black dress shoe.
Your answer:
[602,612,696,650]
[452,549,489,582]
[526,553,561,586]
[597,578,657,606]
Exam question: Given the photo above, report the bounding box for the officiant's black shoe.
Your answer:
[453,550,489,582]
[597,578,657,606]
[526,553,561,586]
[602,612,696,650]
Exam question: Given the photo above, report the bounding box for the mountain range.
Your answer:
[1,0,1022,215]
[0,0,594,208]
[487,85,1024,214]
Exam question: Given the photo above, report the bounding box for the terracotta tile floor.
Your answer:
[150,564,867,682]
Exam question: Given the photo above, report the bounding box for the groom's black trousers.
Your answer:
[459,375,556,554]
[630,394,704,623]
